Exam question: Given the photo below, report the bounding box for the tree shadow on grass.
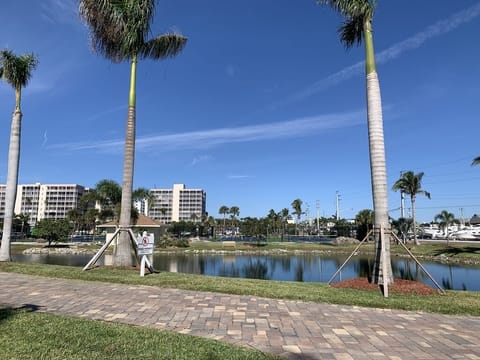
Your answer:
[0,304,42,324]
[431,246,480,257]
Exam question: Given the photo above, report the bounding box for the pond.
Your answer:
[12,252,480,291]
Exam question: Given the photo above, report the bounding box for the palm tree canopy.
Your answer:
[317,0,376,48]
[94,179,122,207]
[229,206,240,217]
[471,156,480,166]
[291,199,303,218]
[434,210,455,225]
[0,50,38,90]
[132,187,151,201]
[392,171,431,200]
[219,206,229,216]
[79,0,187,63]
[355,209,374,226]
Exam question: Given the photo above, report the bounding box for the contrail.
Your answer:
[285,2,480,103]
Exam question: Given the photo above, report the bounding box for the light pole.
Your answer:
[335,191,341,221]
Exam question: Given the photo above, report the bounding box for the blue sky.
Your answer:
[1,0,480,223]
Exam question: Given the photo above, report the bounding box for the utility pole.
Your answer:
[335,191,341,221]
[316,200,320,235]
[400,171,405,218]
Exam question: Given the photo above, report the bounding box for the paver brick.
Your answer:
[1,272,479,360]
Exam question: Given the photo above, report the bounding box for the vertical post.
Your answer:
[316,200,320,235]
[335,191,340,221]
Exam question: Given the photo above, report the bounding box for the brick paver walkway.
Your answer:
[1,272,479,359]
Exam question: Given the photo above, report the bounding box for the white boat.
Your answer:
[421,225,445,239]
[448,226,480,240]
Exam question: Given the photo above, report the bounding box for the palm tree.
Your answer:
[392,171,431,246]
[0,50,38,262]
[291,199,303,235]
[472,157,480,166]
[219,206,229,234]
[229,206,240,234]
[434,210,456,245]
[132,187,154,215]
[280,208,290,241]
[317,0,392,285]
[79,0,187,266]
[267,209,279,237]
[355,209,374,241]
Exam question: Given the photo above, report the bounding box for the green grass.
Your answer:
[0,306,280,360]
[159,241,480,267]
[1,262,480,316]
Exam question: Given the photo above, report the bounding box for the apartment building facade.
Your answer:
[147,184,206,224]
[1,182,206,227]
[0,183,88,228]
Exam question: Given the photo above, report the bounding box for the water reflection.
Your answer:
[12,253,480,291]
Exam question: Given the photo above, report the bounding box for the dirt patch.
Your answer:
[331,277,439,295]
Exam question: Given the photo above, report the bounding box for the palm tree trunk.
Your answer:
[0,110,22,261]
[363,19,393,286]
[411,197,419,245]
[114,56,137,267]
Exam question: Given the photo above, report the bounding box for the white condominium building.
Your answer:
[0,183,89,227]
[147,184,206,224]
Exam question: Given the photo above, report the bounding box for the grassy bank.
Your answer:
[1,262,479,316]
[0,306,280,360]
[11,240,480,263]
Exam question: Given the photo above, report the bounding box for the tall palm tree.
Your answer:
[291,199,303,235]
[472,157,480,166]
[434,210,456,244]
[218,205,230,235]
[317,0,392,285]
[0,50,38,262]
[229,206,240,234]
[79,0,187,266]
[392,171,431,246]
[280,208,290,241]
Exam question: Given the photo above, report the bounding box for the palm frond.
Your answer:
[0,50,38,89]
[471,156,480,166]
[317,0,376,18]
[338,16,364,48]
[140,34,188,60]
[79,0,155,62]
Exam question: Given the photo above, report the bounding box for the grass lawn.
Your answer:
[1,262,479,316]
[0,306,281,360]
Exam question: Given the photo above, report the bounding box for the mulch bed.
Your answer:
[331,277,439,295]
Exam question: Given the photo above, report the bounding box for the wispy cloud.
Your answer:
[41,131,48,148]
[86,105,127,122]
[227,175,255,180]
[40,0,78,26]
[191,155,213,166]
[283,2,480,105]
[48,109,365,153]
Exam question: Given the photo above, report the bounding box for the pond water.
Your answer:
[12,253,480,291]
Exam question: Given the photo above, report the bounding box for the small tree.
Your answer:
[434,210,457,245]
[392,171,430,245]
[36,219,73,247]
[291,199,303,235]
[355,209,374,241]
